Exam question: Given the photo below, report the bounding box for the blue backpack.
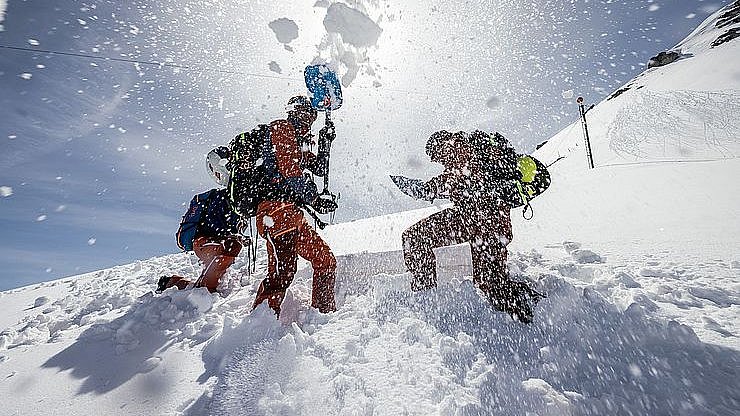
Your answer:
[176,189,215,251]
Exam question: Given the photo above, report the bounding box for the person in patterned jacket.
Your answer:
[402,130,543,323]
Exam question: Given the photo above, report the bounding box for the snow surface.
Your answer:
[1,3,740,415]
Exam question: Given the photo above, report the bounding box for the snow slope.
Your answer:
[1,3,740,416]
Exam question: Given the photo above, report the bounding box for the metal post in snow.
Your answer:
[577,96,595,169]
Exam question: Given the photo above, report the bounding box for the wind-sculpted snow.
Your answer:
[608,90,740,160]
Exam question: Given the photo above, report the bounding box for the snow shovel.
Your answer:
[304,64,343,217]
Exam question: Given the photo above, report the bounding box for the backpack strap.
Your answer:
[515,180,534,220]
[516,156,540,220]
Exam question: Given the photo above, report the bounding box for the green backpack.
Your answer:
[471,131,552,219]
[512,155,551,219]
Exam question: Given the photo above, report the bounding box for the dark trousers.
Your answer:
[402,207,510,296]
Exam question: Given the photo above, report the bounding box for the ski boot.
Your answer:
[156,275,172,293]
[487,281,546,324]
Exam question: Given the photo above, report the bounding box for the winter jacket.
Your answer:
[256,119,320,238]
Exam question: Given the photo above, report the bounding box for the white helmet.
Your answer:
[206,146,231,187]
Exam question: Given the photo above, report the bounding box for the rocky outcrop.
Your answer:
[647,51,680,68]
[712,27,740,47]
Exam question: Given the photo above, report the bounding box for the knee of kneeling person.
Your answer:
[222,237,243,257]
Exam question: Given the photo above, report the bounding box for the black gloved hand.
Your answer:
[311,197,338,214]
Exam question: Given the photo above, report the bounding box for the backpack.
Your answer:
[470,131,552,219]
[176,189,215,251]
[227,125,273,218]
[511,155,551,219]
[225,124,311,217]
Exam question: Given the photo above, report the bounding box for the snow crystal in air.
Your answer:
[36,215,47,222]
[28,39,40,46]
[485,96,501,109]
[316,2,383,86]
[139,357,162,373]
[562,89,574,99]
[323,3,382,48]
[268,61,282,74]
[685,13,696,19]
[648,4,660,12]
[19,73,32,80]
[268,18,299,44]
[87,238,96,246]
[0,186,12,197]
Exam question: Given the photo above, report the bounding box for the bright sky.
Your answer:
[0,0,730,290]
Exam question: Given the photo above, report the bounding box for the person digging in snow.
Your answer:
[246,96,338,317]
[401,130,544,323]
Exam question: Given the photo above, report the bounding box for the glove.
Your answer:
[311,197,338,214]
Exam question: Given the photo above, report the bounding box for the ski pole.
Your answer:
[322,107,332,194]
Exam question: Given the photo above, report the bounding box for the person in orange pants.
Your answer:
[158,188,243,293]
[253,215,336,315]
[159,235,242,292]
[248,96,338,316]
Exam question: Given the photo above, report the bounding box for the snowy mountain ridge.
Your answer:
[1,3,739,415]
[536,1,740,167]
